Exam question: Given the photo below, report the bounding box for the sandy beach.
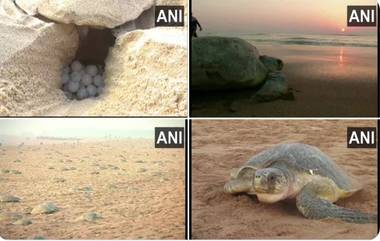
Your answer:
[0,139,185,239]
[191,120,378,239]
[191,43,377,117]
[0,0,188,117]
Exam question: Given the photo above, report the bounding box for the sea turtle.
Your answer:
[191,36,290,101]
[31,202,58,214]
[0,194,20,203]
[76,212,102,222]
[224,143,377,224]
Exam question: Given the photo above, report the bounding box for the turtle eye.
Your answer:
[269,175,276,182]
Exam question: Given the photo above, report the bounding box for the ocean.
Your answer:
[200,32,377,48]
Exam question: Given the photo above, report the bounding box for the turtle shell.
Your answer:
[239,143,355,191]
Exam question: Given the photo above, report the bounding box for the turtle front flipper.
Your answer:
[296,182,377,224]
[224,166,256,194]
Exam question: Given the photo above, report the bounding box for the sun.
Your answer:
[341,27,346,32]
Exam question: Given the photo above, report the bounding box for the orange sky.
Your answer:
[192,0,378,34]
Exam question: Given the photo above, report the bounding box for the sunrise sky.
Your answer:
[192,0,378,35]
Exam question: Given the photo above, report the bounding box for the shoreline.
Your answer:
[191,43,377,117]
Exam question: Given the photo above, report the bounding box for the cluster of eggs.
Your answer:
[61,60,105,100]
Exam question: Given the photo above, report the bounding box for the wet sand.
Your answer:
[191,120,378,239]
[191,44,378,117]
[0,139,185,239]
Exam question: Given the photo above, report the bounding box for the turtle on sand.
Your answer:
[191,36,291,102]
[0,194,20,203]
[224,143,377,224]
[76,212,101,222]
[31,202,58,214]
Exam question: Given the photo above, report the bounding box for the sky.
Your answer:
[0,118,185,139]
[192,0,378,35]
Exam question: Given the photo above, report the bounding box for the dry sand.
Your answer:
[191,45,378,117]
[191,120,378,239]
[0,0,188,116]
[0,139,185,239]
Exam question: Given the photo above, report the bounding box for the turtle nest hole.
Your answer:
[60,28,116,100]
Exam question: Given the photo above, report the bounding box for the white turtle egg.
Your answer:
[77,87,88,100]
[62,66,70,75]
[81,74,93,86]
[86,85,97,97]
[70,71,82,82]
[71,60,83,72]
[85,65,98,77]
[80,70,86,77]
[97,86,104,95]
[63,83,70,92]
[93,75,104,87]
[65,91,74,99]
[68,81,80,93]
[62,73,70,84]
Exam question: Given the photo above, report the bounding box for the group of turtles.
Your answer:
[0,196,101,227]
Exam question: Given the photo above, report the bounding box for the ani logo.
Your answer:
[155,127,185,148]
[347,6,377,27]
[347,127,377,148]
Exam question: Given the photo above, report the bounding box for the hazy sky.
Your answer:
[0,119,185,139]
[192,0,378,34]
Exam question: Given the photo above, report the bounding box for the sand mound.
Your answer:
[0,0,78,115]
[0,0,187,116]
[15,0,154,28]
[91,28,187,116]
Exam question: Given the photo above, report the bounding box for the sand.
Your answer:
[191,44,378,117]
[191,120,378,239]
[15,0,154,28]
[0,0,188,116]
[0,139,185,239]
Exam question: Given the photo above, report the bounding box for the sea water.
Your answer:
[200,32,377,48]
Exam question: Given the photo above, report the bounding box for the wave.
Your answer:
[204,32,377,48]
[247,37,377,47]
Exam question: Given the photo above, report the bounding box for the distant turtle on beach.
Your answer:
[224,143,377,224]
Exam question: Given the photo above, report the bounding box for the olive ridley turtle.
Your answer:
[224,143,377,223]
[192,36,290,101]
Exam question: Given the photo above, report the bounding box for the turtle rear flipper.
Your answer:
[296,182,377,224]
[251,71,289,103]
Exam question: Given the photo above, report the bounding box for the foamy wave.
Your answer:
[251,37,376,47]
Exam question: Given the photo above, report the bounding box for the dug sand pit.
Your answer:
[0,0,187,116]
[191,120,377,239]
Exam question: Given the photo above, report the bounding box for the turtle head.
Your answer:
[224,166,255,194]
[254,167,290,203]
